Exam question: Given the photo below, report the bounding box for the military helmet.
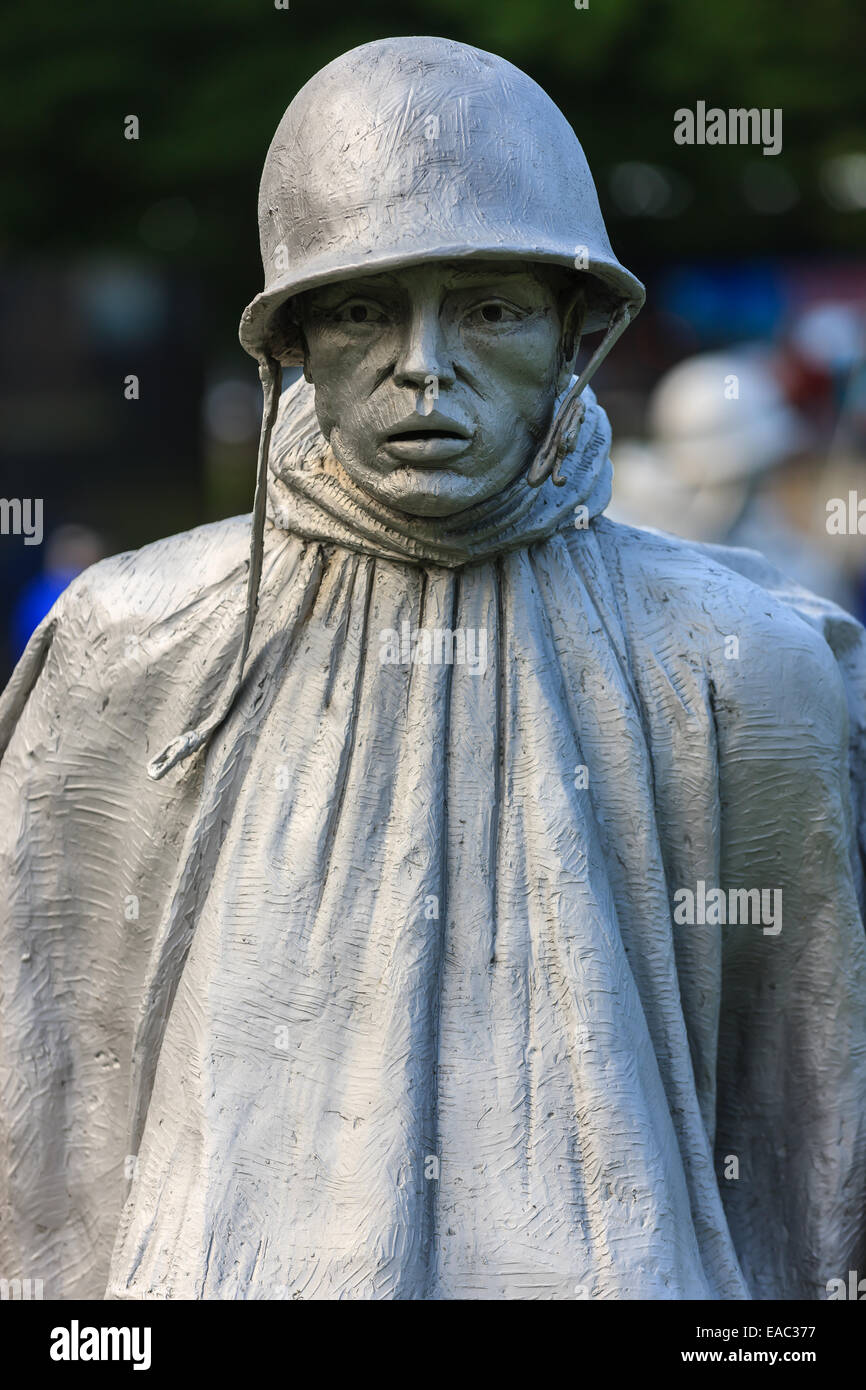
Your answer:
[239,35,644,363]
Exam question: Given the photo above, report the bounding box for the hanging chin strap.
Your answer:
[527,303,632,489]
[147,354,283,781]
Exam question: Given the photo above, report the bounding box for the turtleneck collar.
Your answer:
[266,375,613,568]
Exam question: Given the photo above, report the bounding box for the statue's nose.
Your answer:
[393,304,457,392]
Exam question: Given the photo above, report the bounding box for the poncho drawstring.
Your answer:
[147,354,282,780]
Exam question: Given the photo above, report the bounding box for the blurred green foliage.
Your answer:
[1,0,864,355]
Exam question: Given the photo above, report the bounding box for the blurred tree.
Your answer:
[1,0,863,358]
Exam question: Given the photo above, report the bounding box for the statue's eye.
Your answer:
[467,300,522,326]
[333,300,387,325]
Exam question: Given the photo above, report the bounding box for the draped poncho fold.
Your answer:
[2,379,865,1300]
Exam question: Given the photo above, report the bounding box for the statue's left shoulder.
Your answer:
[594,515,855,745]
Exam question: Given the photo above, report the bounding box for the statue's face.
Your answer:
[295,260,580,516]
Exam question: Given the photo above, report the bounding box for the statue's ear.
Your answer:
[557,282,586,390]
[272,298,314,382]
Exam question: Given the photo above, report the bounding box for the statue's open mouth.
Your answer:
[380,414,473,464]
[388,428,465,442]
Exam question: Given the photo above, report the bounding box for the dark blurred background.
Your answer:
[2,0,865,679]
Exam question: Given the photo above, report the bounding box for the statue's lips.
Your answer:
[379,414,473,465]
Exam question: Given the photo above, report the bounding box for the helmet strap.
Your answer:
[147,354,283,780]
[527,303,632,488]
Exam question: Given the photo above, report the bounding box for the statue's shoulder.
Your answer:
[55,515,253,632]
[0,517,259,761]
[593,516,858,725]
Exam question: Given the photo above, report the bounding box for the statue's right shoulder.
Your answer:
[59,514,253,628]
[0,515,254,760]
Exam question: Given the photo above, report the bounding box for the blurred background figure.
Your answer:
[609,336,865,616]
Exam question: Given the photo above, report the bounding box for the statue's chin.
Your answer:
[341,467,520,519]
[331,436,532,519]
[386,488,486,519]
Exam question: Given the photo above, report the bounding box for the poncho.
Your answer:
[2,380,865,1301]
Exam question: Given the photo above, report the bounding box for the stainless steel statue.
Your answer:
[2,36,866,1301]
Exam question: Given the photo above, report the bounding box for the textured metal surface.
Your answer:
[1,378,865,1299]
